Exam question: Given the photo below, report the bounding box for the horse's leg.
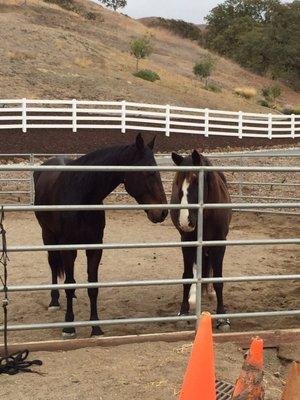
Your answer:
[179,244,195,315]
[61,250,77,339]
[48,251,61,310]
[210,246,230,331]
[42,229,61,310]
[86,249,103,337]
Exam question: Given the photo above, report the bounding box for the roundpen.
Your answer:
[0,162,299,341]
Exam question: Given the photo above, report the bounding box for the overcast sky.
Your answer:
[122,0,223,23]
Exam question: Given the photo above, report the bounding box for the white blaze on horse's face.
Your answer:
[179,178,194,232]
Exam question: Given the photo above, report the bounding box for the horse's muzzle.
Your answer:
[147,209,168,223]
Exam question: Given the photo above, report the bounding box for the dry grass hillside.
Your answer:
[0,0,299,112]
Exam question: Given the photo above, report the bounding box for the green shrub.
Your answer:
[86,12,96,20]
[205,82,222,93]
[133,69,160,82]
[261,84,281,104]
[258,99,270,108]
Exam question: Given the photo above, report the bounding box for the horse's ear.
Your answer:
[192,149,201,165]
[135,133,145,151]
[147,135,156,150]
[172,152,183,166]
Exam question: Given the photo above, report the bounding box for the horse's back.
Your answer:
[34,157,71,205]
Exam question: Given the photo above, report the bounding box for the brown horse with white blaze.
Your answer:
[170,149,232,331]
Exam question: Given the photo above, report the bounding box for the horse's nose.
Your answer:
[147,209,168,223]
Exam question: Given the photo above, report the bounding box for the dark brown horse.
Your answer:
[34,134,168,338]
[170,150,231,331]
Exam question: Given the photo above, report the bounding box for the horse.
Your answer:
[170,149,232,331]
[34,134,168,338]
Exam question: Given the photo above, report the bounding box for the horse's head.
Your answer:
[171,149,208,233]
[124,134,168,223]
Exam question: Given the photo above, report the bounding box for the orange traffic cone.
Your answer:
[179,312,216,400]
[231,336,264,399]
[281,362,300,400]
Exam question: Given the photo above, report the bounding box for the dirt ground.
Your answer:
[0,341,298,400]
[0,210,299,344]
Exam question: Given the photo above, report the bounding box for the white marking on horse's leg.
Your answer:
[188,263,197,309]
[48,305,60,312]
[179,179,192,232]
[61,331,77,339]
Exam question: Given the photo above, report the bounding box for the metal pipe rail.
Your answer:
[1,165,300,172]
[1,202,300,213]
[4,239,299,253]
[1,311,300,333]
[1,274,299,293]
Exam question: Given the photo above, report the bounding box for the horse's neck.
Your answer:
[61,146,132,204]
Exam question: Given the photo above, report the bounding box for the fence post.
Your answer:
[165,104,170,137]
[291,114,295,139]
[72,99,77,133]
[239,155,244,198]
[204,108,209,137]
[238,111,243,139]
[121,100,126,134]
[195,169,204,324]
[268,113,272,139]
[29,154,34,205]
[22,98,27,133]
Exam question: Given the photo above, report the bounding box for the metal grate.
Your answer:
[216,380,234,400]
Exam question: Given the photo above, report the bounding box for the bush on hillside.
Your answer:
[234,87,257,99]
[261,85,281,104]
[258,99,270,108]
[205,82,222,93]
[133,69,160,82]
[193,57,215,87]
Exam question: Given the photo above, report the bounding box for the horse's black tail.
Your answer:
[48,251,65,279]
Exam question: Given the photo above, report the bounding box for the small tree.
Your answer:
[100,0,127,11]
[193,57,215,87]
[262,84,281,105]
[130,35,153,72]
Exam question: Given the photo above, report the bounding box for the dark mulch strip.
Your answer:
[0,128,298,154]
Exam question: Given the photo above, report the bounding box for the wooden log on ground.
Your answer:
[0,328,299,355]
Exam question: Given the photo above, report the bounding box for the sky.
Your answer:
[91,1,293,24]
[122,0,223,24]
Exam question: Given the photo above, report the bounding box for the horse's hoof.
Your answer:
[178,310,189,316]
[91,326,104,337]
[48,305,60,312]
[62,329,77,339]
[216,318,231,332]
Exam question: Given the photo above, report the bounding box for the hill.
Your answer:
[1,0,299,113]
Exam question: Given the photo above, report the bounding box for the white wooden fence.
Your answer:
[0,99,299,139]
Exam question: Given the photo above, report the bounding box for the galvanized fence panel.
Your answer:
[0,163,299,334]
[0,151,299,213]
